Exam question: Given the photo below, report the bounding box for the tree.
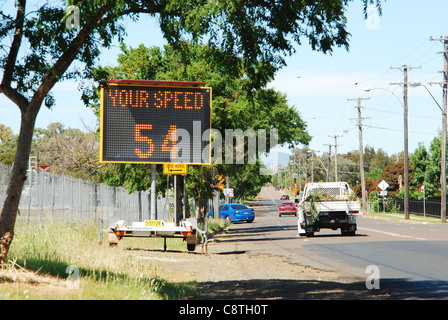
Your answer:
[352,177,378,199]
[411,142,432,196]
[378,161,414,193]
[410,136,448,199]
[0,125,18,166]
[31,122,99,180]
[0,0,381,264]
[92,41,310,219]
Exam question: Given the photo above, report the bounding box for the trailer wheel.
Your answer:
[187,243,196,252]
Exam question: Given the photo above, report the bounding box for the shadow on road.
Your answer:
[193,277,448,300]
[193,278,390,300]
[215,224,299,243]
[380,278,448,299]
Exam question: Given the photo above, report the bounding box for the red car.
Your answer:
[278,201,297,217]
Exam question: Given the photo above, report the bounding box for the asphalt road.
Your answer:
[222,187,448,299]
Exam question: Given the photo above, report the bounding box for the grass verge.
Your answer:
[1,218,201,300]
[364,210,445,224]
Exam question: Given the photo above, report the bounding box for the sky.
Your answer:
[1,0,448,164]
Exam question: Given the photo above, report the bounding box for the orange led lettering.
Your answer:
[194,92,203,109]
[174,91,183,109]
[135,124,155,158]
[154,91,163,108]
[161,125,178,159]
[108,90,118,106]
[129,90,138,107]
[164,91,173,108]
[185,92,193,109]
[139,90,149,108]
[119,90,128,107]
[109,88,206,110]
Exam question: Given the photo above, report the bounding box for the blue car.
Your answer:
[219,203,255,223]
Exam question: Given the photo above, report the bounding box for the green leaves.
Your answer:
[411,137,446,198]
[1,0,376,110]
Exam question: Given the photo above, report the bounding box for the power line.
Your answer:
[364,124,436,135]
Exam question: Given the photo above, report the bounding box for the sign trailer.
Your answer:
[100,80,212,252]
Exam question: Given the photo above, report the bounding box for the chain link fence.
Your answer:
[0,163,177,226]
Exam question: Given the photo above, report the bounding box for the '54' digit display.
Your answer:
[134,124,178,159]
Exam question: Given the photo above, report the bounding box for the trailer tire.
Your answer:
[187,243,196,252]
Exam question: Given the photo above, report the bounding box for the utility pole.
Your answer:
[391,65,421,220]
[226,176,230,203]
[150,164,157,220]
[328,135,342,182]
[430,36,448,223]
[324,144,332,182]
[348,97,369,215]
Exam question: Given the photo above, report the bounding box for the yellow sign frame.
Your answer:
[163,163,188,175]
[99,81,212,165]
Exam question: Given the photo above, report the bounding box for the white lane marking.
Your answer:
[358,227,426,240]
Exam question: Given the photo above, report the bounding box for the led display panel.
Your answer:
[100,82,212,164]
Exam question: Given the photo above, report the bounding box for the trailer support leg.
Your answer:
[163,237,167,251]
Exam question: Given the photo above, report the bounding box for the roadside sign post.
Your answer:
[421,185,426,218]
[378,180,389,213]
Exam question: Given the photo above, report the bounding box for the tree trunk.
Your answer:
[175,175,183,224]
[0,106,39,264]
[194,191,207,222]
[0,3,116,265]
[184,176,190,219]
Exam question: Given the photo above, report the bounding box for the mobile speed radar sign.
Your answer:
[100,80,212,164]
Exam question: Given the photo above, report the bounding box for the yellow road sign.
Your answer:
[163,163,188,175]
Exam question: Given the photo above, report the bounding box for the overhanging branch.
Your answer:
[1,0,26,88]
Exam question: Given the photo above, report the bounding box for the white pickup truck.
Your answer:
[297,182,361,237]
